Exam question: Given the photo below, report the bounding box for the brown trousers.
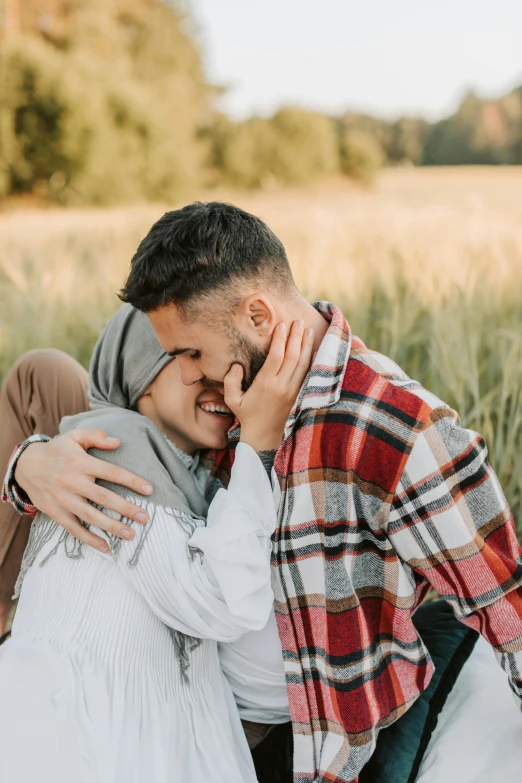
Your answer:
[0,350,89,605]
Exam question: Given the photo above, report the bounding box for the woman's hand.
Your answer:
[224,320,314,452]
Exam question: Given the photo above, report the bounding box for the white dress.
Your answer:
[0,442,276,783]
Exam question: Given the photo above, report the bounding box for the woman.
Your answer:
[0,305,313,783]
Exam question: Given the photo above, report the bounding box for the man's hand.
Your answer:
[15,431,153,552]
[224,320,314,452]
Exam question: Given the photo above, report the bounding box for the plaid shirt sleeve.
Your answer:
[1,434,51,517]
[387,406,522,710]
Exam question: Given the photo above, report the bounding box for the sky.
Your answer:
[190,0,522,120]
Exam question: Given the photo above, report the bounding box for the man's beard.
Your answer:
[198,326,269,393]
[229,328,270,391]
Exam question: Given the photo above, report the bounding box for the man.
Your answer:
[4,202,522,783]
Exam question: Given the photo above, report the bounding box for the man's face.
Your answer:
[148,304,269,390]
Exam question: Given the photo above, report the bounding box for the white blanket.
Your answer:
[416,635,522,783]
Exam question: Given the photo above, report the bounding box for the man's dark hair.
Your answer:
[120,202,297,315]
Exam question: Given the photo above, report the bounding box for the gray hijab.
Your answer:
[88,302,173,412]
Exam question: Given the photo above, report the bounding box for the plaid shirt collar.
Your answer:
[284,301,352,438]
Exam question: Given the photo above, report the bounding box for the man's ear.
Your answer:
[238,293,277,337]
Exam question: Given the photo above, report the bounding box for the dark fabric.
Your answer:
[242,720,276,750]
[258,449,277,479]
[359,600,479,783]
[252,721,293,783]
[0,350,89,605]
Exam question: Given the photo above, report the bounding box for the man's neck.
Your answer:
[278,297,330,354]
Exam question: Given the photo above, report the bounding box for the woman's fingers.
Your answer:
[223,364,245,411]
[290,327,314,388]
[232,319,313,452]
[276,320,306,383]
[257,322,287,377]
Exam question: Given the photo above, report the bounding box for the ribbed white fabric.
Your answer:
[219,609,290,724]
[0,443,278,783]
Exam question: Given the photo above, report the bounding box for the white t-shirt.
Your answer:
[218,467,290,724]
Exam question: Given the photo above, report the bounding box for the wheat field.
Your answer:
[1,167,521,525]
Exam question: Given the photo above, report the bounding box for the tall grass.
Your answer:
[1,168,521,528]
[346,275,522,525]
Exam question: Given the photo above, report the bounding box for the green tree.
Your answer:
[268,108,340,186]
[339,129,384,185]
[207,108,340,189]
[0,0,209,203]
[423,88,522,166]
[388,118,429,165]
[206,114,277,189]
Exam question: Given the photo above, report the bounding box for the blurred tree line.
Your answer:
[1,0,521,205]
[0,0,209,203]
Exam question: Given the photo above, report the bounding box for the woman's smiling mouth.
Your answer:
[197,401,233,418]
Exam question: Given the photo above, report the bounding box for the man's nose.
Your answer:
[176,355,204,386]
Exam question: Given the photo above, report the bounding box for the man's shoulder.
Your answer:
[304,340,453,494]
[341,337,448,422]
